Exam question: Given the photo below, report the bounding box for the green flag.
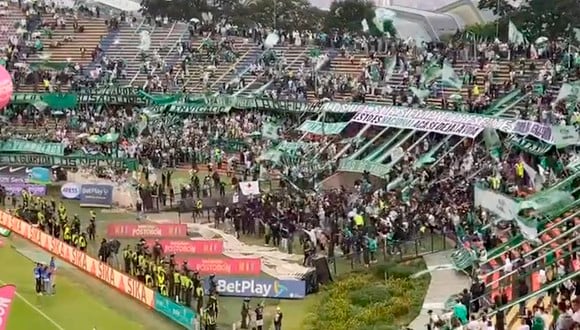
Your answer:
[0,226,11,237]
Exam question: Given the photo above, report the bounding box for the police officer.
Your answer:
[78,233,88,252]
[123,245,132,274]
[208,274,218,295]
[72,214,81,233]
[255,303,264,330]
[63,224,72,245]
[173,270,181,301]
[204,307,217,330]
[71,232,79,248]
[241,298,250,329]
[195,284,204,313]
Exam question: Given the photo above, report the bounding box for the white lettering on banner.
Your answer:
[351,111,483,138]
[217,280,272,296]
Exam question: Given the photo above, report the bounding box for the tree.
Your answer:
[478,0,580,41]
[140,0,210,21]
[246,0,316,31]
[324,0,376,33]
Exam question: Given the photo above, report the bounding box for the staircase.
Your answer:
[129,22,187,87]
[172,37,256,94]
[19,15,109,92]
[98,20,144,83]
[236,44,309,97]
[209,46,263,92]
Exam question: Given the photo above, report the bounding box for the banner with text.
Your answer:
[0,154,138,171]
[0,139,64,157]
[154,239,223,255]
[174,257,261,275]
[79,184,113,208]
[154,292,195,329]
[0,211,156,308]
[107,223,188,238]
[347,104,573,144]
[204,277,306,299]
[339,159,391,177]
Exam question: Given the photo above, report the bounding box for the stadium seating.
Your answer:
[35,14,108,65]
[236,44,309,97]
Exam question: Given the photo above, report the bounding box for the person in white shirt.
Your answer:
[519,317,530,330]
[467,315,481,330]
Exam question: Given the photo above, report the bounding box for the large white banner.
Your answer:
[473,186,519,220]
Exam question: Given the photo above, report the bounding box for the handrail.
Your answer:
[484,200,580,259]
[349,128,394,160]
[234,47,309,96]
[483,270,579,319]
[127,22,157,86]
[207,49,252,93]
[476,245,579,309]
[483,223,579,289]
[130,22,178,86]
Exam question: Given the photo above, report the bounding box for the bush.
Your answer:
[303,261,430,330]
[348,284,391,307]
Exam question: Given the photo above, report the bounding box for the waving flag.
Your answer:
[383,57,396,82]
[0,285,16,330]
[420,61,441,85]
[442,62,463,90]
[508,20,526,45]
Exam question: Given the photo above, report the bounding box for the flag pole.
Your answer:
[495,0,500,39]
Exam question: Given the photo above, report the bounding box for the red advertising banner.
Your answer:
[0,211,155,308]
[155,239,224,255]
[175,257,261,275]
[107,223,187,238]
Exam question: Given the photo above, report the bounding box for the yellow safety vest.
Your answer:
[515,163,524,178]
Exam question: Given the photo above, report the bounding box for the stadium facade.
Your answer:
[310,0,496,41]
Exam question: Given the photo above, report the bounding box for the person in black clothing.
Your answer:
[255,303,264,330]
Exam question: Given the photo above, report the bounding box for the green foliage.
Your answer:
[478,0,580,41]
[324,0,375,33]
[141,0,210,21]
[302,262,429,330]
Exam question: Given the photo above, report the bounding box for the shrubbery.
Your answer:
[302,261,429,330]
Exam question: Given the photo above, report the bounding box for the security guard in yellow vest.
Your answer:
[159,283,168,296]
[173,271,181,300]
[180,273,190,304]
[71,232,79,247]
[63,225,72,244]
[123,246,132,274]
[157,267,166,289]
[78,233,88,251]
[490,176,501,190]
[205,307,217,330]
[37,211,45,231]
[196,286,205,313]
[131,251,139,276]
[145,273,154,288]
[196,200,203,217]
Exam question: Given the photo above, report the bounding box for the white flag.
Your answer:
[508,20,526,45]
[441,62,463,90]
[555,83,580,102]
[239,181,260,196]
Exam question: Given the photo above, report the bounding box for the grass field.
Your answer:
[0,239,178,330]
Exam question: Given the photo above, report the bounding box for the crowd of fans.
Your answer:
[0,1,579,329]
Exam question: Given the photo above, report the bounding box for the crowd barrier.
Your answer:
[0,210,196,329]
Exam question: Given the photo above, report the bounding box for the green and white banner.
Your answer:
[0,154,138,170]
[297,120,349,135]
[0,139,64,157]
[338,159,390,177]
[261,122,281,140]
[473,185,519,220]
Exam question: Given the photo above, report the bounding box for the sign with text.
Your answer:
[0,154,138,171]
[205,277,306,299]
[156,239,223,255]
[154,292,195,329]
[0,211,155,308]
[2,183,46,196]
[107,223,188,238]
[175,257,261,275]
[79,184,113,208]
[347,104,570,145]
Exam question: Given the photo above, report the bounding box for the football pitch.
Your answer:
[0,239,179,330]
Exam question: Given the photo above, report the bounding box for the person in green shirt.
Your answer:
[453,300,468,324]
